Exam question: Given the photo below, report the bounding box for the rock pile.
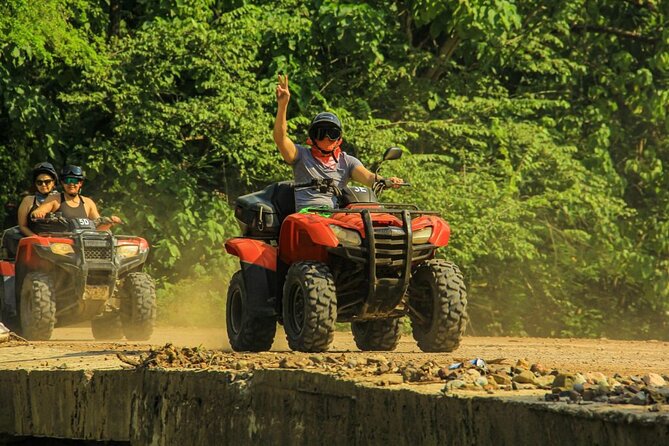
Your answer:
[118,344,669,407]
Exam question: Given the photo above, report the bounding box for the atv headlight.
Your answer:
[412,227,433,244]
[50,243,74,255]
[329,225,362,247]
[117,245,140,259]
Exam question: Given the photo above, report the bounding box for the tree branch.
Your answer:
[571,24,658,44]
[425,35,460,81]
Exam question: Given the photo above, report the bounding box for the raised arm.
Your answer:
[273,74,298,164]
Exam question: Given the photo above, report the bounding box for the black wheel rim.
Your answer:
[229,288,243,335]
[289,285,305,333]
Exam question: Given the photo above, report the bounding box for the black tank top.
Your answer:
[58,193,88,220]
[27,194,62,234]
[27,193,88,234]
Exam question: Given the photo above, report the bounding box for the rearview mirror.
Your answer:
[383,147,403,161]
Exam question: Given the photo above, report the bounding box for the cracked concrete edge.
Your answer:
[0,368,668,445]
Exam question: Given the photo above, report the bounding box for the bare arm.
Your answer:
[273,74,297,164]
[17,196,36,236]
[83,197,100,220]
[352,165,403,188]
[351,165,376,187]
[30,195,61,219]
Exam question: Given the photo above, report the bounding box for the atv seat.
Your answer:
[271,181,296,225]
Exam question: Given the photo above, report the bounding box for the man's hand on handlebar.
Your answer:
[384,177,406,189]
[95,215,124,227]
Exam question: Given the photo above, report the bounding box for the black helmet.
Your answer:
[308,112,343,141]
[32,162,57,182]
[60,165,85,180]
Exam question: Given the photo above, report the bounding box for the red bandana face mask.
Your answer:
[307,138,342,164]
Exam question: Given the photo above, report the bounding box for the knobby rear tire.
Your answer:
[226,271,276,352]
[351,318,401,351]
[91,313,124,340]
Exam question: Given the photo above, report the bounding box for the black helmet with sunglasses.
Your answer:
[308,112,343,141]
[60,165,85,181]
[32,162,57,183]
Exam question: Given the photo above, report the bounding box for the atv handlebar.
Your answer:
[373,178,411,195]
[294,178,410,196]
[30,213,69,225]
[96,216,124,226]
[31,213,123,228]
[294,178,343,197]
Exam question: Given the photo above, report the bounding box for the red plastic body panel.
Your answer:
[0,261,15,277]
[117,237,149,250]
[277,213,354,265]
[225,238,277,272]
[276,210,452,265]
[329,212,402,235]
[16,235,74,270]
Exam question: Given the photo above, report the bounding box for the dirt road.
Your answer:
[2,325,667,377]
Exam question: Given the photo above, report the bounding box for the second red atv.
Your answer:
[225,147,467,352]
[0,215,156,341]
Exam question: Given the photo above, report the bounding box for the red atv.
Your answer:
[0,215,156,341]
[225,147,467,353]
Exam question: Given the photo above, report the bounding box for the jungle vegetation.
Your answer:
[1,0,667,338]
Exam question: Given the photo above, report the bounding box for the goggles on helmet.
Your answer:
[61,165,85,179]
[34,162,54,170]
[313,127,342,141]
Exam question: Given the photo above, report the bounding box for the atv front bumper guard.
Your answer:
[305,207,440,318]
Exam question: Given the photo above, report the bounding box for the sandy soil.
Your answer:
[1,325,667,377]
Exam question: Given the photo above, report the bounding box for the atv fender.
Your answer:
[412,215,451,247]
[225,238,277,271]
[15,236,72,271]
[225,238,278,317]
[278,213,340,264]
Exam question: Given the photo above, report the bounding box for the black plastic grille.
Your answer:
[373,226,406,267]
[83,238,113,261]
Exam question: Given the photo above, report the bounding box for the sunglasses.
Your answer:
[314,127,341,141]
[35,179,54,186]
[63,177,82,185]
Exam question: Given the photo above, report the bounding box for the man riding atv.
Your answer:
[273,74,403,209]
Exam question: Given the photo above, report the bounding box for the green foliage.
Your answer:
[0,0,668,338]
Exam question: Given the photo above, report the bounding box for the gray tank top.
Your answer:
[291,144,363,211]
[58,193,88,220]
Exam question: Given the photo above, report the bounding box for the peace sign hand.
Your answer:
[276,74,290,107]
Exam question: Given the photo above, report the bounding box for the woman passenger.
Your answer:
[17,162,58,236]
